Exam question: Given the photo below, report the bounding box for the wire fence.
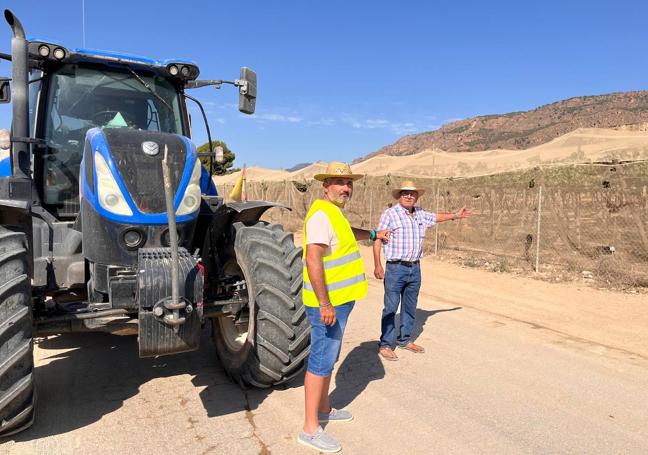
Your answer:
[218,162,648,289]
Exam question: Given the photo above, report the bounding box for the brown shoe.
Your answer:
[398,342,425,353]
[378,346,399,361]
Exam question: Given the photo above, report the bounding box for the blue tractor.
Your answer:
[0,10,308,435]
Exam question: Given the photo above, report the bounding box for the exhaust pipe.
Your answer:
[161,144,183,331]
[4,9,30,179]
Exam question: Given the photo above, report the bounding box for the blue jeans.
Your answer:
[379,262,421,348]
[305,301,355,377]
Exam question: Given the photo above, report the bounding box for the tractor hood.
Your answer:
[80,128,201,225]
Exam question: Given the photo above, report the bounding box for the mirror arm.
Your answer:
[186,79,249,93]
[185,79,225,89]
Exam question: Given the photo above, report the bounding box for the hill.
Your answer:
[360,91,648,160]
[285,162,312,172]
[214,127,648,183]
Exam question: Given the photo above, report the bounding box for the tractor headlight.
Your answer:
[122,228,145,249]
[95,152,133,216]
[176,159,202,216]
[53,47,66,60]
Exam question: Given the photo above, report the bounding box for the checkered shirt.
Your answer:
[376,204,436,262]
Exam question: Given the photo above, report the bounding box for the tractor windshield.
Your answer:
[40,63,184,217]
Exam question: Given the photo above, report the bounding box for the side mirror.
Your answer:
[215,145,224,164]
[238,67,256,115]
[0,78,10,104]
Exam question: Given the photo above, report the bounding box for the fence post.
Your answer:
[535,185,543,273]
[434,185,440,255]
[288,182,292,208]
[284,180,288,205]
[369,189,373,228]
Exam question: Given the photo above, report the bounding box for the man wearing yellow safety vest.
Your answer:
[297,162,391,453]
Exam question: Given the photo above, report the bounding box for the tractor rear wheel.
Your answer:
[0,226,35,436]
[212,222,309,387]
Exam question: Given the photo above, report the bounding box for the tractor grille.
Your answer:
[103,129,187,214]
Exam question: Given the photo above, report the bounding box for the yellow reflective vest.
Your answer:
[302,199,368,307]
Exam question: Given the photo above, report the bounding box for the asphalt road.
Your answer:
[3,258,648,454]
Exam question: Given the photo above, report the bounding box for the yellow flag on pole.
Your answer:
[229,165,247,201]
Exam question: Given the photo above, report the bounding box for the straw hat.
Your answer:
[392,180,426,199]
[314,161,364,182]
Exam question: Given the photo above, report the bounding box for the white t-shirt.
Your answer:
[305,210,339,256]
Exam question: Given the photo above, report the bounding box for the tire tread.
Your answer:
[212,222,309,387]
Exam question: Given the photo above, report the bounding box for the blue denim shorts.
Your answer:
[305,301,355,377]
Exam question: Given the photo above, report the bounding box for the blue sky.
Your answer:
[1,0,648,168]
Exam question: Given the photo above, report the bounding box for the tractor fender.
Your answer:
[0,197,30,226]
[224,200,290,225]
[0,175,32,227]
[193,199,291,271]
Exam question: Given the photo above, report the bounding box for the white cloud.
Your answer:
[241,108,438,137]
[203,101,239,110]
[338,116,419,135]
[339,116,390,129]
[391,122,418,135]
[308,117,336,126]
[363,119,391,129]
[254,113,303,123]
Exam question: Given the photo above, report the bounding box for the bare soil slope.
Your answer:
[215,127,648,182]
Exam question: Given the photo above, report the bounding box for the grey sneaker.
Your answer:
[318,407,353,422]
[297,426,342,453]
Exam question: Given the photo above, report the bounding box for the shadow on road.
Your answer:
[8,306,460,442]
[328,306,462,411]
[411,306,462,341]
[329,341,385,410]
[8,322,303,442]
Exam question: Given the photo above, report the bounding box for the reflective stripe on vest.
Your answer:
[322,251,361,270]
[302,199,368,307]
[303,272,366,292]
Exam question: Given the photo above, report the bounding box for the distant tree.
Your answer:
[197,140,237,175]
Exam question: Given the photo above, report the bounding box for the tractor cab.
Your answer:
[29,47,194,218]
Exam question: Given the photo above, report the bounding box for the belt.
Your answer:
[386,260,420,267]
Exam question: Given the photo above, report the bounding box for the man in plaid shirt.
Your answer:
[373,180,472,361]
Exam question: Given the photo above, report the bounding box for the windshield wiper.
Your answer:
[126,67,172,111]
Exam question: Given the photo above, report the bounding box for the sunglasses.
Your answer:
[400,191,418,198]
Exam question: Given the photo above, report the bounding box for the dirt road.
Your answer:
[4,246,648,454]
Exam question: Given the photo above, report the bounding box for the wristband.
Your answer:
[370,229,376,240]
[319,301,332,308]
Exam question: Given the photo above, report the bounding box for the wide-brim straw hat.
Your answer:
[392,180,426,199]
[314,161,364,182]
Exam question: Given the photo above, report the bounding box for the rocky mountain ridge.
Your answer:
[359,90,648,161]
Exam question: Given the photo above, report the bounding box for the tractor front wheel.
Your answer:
[0,226,35,436]
[212,222,309,387]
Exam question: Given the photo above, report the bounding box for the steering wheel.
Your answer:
[91,110,137,128]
